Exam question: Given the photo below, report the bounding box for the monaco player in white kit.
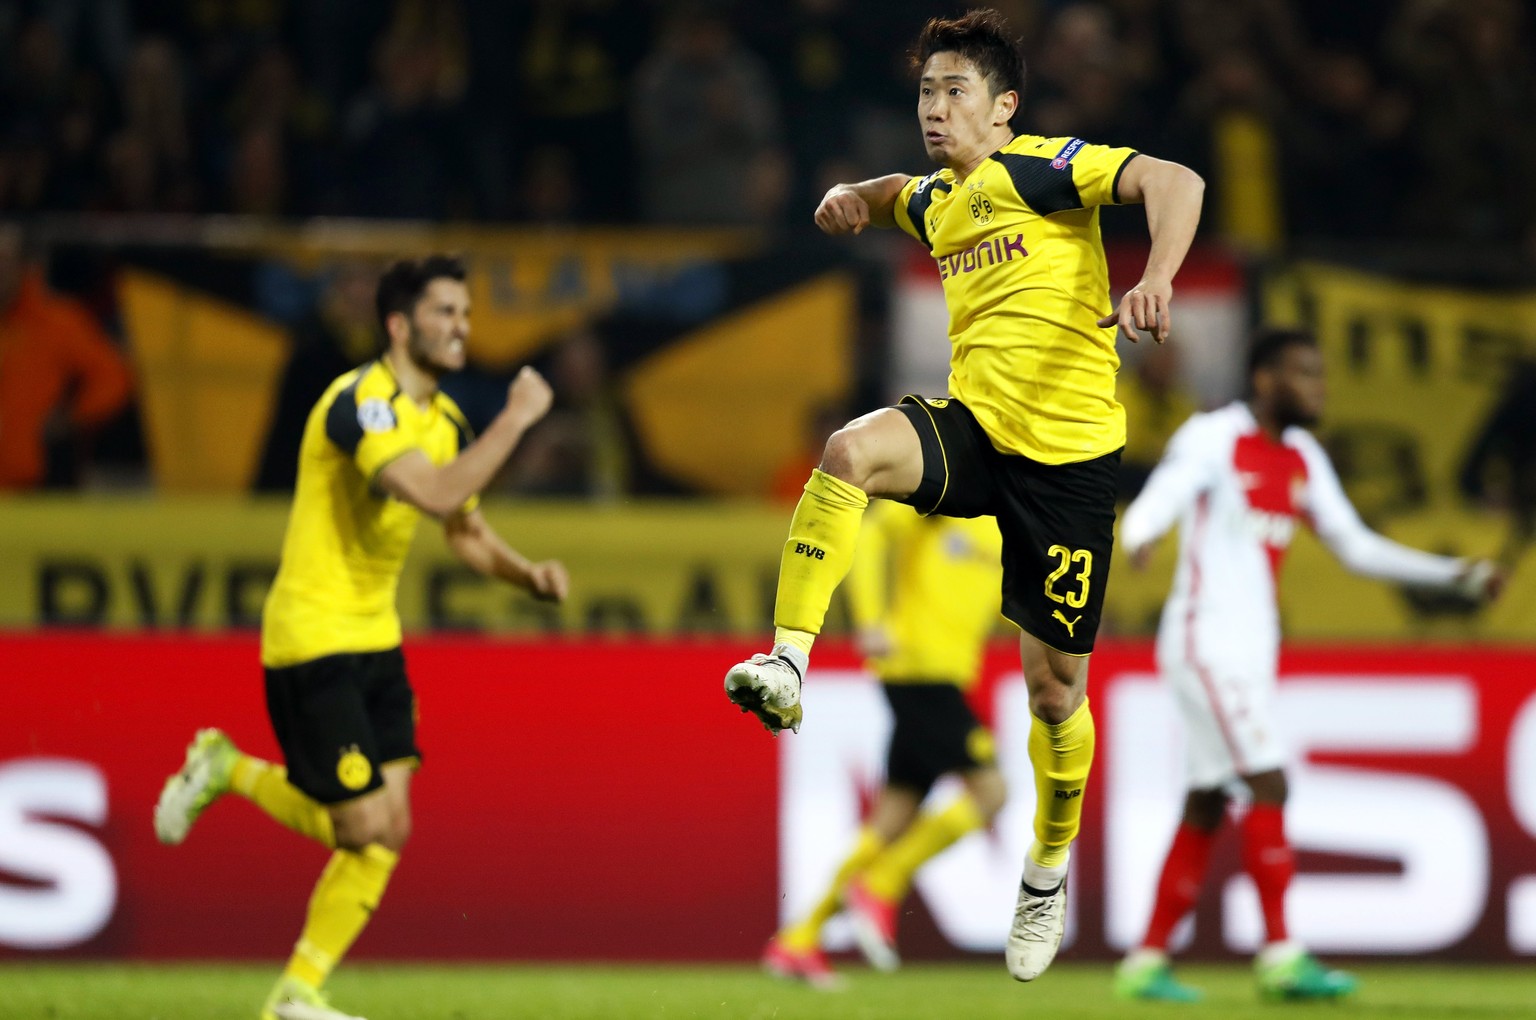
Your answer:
[1112,328,1503,1003]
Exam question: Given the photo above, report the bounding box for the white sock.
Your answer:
[771,642,809,680]
[1022,843,1069,891]
[1256,940,1304,968]
[1122,947,1168,969]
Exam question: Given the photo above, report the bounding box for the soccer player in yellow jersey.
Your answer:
[763,503,1005,988]
[153,255,569,1020]
[723,8,1204,983]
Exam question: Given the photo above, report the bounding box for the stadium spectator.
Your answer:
[0,225,133,490]
[1277,48,1412,241]
[1387,0,1536,252]
[631,5,787,225]
[1028,4,1152,148]
[220,45,333,218]
[99,36,199,213]
[508,0,654,223]
[337,5,471,219]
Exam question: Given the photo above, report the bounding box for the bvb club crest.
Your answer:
[968,191,995,225]
[337,745,372,791]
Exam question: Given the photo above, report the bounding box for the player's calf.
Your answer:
[843,878,901,972]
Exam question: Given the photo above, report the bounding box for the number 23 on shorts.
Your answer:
[1043,544,1092,609]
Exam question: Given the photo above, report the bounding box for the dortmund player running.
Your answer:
[154,255,568,1020]
[764,504,1005,987]
[724,8,1204,983]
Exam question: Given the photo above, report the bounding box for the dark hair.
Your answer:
[1246,326,1317,386]
[911,8,1027,117]
[375,254,467,335]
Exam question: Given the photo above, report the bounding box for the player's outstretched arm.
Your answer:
[1098,155,1205,343]
[814,174,910,235]
[377,367,553,519]
[1300,436,1503,601]
[444,508,570,602]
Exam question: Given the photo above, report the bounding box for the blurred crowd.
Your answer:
[1,0,1533,252]
[2,0,1534,504]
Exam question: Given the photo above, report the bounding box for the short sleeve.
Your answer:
[994,137,1138,215]
[892,172,948,249]
[326,387,417,481]
[1071,141,1139,207]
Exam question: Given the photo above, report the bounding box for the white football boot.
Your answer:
[724,644,806,734]
[1005,876,1068,982]
[153,727,238,845]
[262,976,366,1020]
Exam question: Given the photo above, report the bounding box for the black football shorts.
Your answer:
[264,648,420,804]
[894,394,1119,655]
[883,682,996,796]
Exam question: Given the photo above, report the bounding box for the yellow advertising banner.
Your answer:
[0,498,1528,640]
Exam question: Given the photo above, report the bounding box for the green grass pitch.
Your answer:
[9,962,1534,1019]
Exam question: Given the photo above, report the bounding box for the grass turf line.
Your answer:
[8,962,1535,1019]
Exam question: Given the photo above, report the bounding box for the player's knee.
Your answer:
[331,805,390,851]
[819,427,873,489]
[1244,768,1288,805]
[1026,671,1083,724]
[383,812,412,852]
[1183,788,1227,830]
[333,821,386,852]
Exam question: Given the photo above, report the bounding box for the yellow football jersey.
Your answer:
[893,134,1138,464]
[844,501,1003,688]
[261,359,476,668]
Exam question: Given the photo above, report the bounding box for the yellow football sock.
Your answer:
[780,827,884,950]
[773,469,869,656]
[284,844,398,989]
[861,795,986,901]
[1028,699,1096,869]
[231,755,335,848]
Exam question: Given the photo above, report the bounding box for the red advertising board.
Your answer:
[4,634,1535,961]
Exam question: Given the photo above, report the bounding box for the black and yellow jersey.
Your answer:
[893,134,1138,464]
[845,501,1003,688]
[261,359,475,668]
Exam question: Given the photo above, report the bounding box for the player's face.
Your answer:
[918,53,1015,169]
[1273,343,1326,428]
[405,278,470,376]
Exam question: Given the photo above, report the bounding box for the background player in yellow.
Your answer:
[152,255,569,1020]
[763,503,1006,988]
[723,8,1205,984]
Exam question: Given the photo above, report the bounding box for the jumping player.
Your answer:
[723,8,1204,983]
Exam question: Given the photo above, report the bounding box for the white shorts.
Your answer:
[1163,658,1288,789]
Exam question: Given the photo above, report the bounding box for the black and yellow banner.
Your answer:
[0,498,1527,640]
